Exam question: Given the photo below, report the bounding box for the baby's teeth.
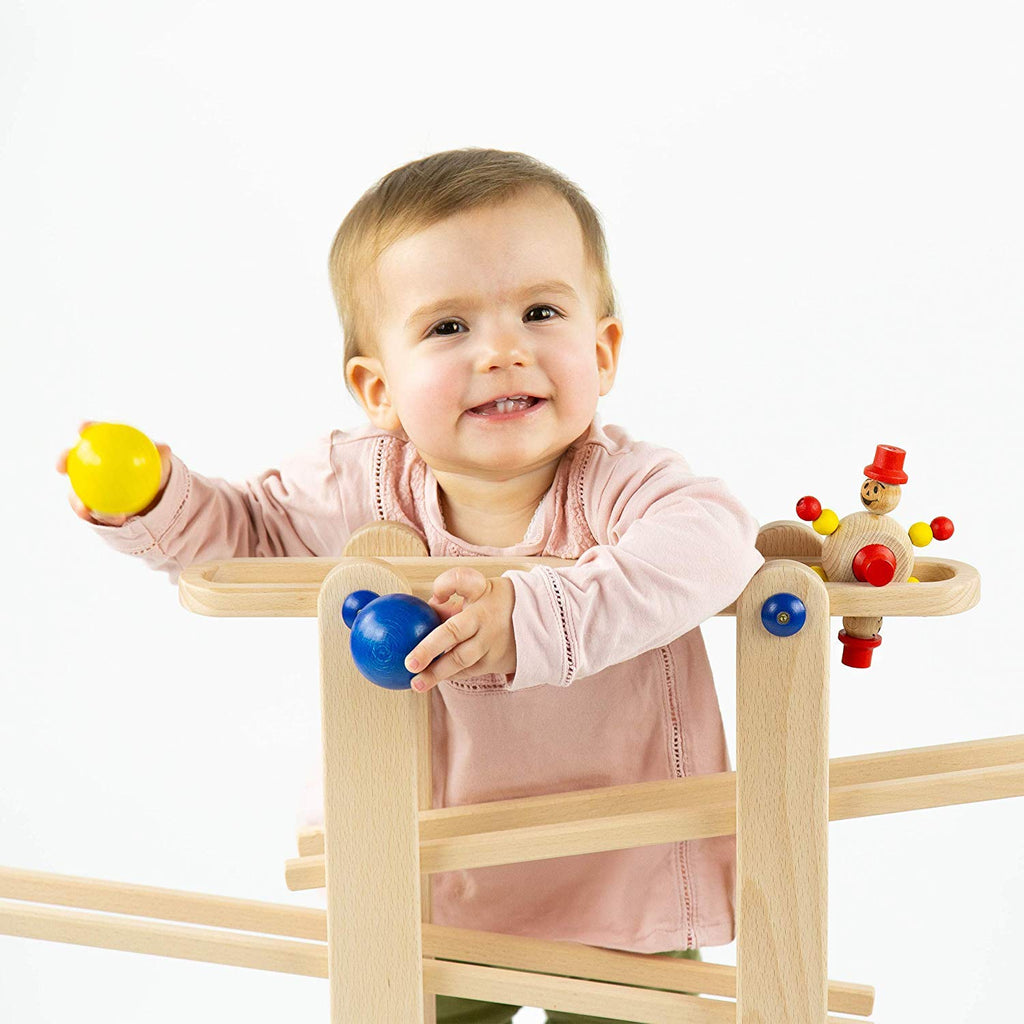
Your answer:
[477,396,533,414]
[496,397,531,412]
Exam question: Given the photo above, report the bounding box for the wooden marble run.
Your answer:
[2,517,1022,1023]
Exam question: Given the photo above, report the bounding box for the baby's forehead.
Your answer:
[365,190,595,315]
[382,226,583,286]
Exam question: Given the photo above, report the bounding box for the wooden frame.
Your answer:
[1,520,1020,1024]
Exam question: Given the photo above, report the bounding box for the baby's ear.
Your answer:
[346,356,401,431]
[595,316,623,395]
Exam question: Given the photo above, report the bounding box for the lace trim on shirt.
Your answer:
[570,443,600,549]
[659,644,698,948]
[444,675,509,693]
[372,436,390,522]
[539,564,577,686]
[127,463,192,558]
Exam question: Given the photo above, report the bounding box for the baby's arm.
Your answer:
[61,430,363,585]
[501,443,765,690]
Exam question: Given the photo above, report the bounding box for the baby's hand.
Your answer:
[404,568,516,692]
[56,420,173,527]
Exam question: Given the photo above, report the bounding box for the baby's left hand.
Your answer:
[404,568,516,692]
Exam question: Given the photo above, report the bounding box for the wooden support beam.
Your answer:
[284,735,1024,883]
[735,559,831,1023]
[0,898,326,977]
[0,899,874,1019]
[319,559,426,1023]
[0,865,324,939]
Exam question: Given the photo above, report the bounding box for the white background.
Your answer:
[2,2,1022,1021]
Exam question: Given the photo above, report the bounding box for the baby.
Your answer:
[58,147,765,1024]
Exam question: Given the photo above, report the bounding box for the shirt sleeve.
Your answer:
[500,444,765,690]
[83,431,368,586]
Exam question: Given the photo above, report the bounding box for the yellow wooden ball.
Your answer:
[908,521,933,547]
[908,577,920,584]
[811,565,828,581]
[812,508,839,535]
[66,423,162,516]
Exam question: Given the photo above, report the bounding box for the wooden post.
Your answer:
[319,557,427,1023]
[736,560,830,1024]
[340,526,437,1022]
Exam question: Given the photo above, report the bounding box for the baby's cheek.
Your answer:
[418,377,465,425]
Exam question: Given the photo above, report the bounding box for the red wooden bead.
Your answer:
[852,543,897,587]
[796,495,821,521]
[930,516,954,540]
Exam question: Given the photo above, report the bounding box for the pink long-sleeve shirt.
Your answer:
[87,415,765,953]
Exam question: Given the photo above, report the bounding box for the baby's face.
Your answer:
[347,187,622,483]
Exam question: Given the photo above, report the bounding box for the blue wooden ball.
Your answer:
[760,592,807,637]
[342,590,441,690]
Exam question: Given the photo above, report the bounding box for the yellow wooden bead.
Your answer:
[811,565,828,581]
[908,576,919,584]
[812,509,839,535]
[66,423,162,516]
[908,521,933,547]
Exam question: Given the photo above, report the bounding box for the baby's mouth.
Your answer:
[468,396,542,415]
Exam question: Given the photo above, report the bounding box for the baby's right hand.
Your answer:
[56,420,173,527]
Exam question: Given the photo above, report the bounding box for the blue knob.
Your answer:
[342,590,442,690]
[760,592,806,637]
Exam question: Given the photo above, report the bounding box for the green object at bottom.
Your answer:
[435,947,702,1024]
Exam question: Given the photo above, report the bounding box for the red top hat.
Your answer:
[864,444,908,485]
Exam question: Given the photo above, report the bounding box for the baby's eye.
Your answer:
[524,304,563,322]
[429,319,466,337]
[524,301,565,321]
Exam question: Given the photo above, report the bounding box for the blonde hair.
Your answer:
[328,147,617,401]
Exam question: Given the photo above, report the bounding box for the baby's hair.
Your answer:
[328,147,617,402]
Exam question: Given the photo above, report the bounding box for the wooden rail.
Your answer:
[282,734,1024,883]
[0,871,875,1018]
[178,552,979,619]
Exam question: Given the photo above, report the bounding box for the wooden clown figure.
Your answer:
[795,444,955,667]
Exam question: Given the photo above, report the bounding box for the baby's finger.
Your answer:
[405,612,480,677]
[148,443,173,494]
[56,422,98,474]
[411,633,487,691]
[428,593,465,623]
[66,491,128,527]
[430,567,488,607]
[415,630,487,688]
[66,491,91,521]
